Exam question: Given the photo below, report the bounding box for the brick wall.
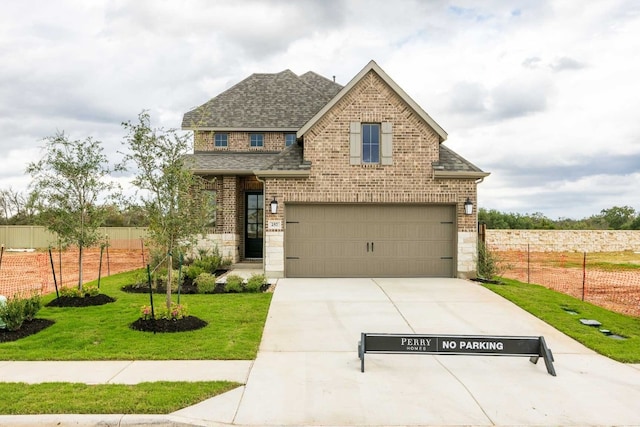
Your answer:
[195,131,291,151]
[263,70,480,277]
[486,229,640,252]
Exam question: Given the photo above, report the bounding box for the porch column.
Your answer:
[221,176,240,262]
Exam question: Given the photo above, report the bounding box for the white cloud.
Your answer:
[1,0,639,220]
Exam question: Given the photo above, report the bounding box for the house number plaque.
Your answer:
[268,220,282,230]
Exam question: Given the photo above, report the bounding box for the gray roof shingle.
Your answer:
[433,145,489,176]
[185,152,281,174]
[185,143,310,174]
[182,70,343,129]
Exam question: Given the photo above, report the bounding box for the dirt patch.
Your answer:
[0,248,148,297]
[496,250,640,317]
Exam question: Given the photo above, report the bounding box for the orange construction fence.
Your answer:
[0,242,149,297]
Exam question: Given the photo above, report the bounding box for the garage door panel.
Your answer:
[285,204,456,278]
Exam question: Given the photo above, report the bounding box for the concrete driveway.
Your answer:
[181,277,640,426]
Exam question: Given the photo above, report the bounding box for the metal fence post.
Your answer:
[527,244,530,284]
[582,251,586,301]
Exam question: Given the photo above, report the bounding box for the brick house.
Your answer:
[182,60,489,278]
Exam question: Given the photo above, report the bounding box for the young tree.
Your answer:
[120,111,214,310]
[26,132,117,290]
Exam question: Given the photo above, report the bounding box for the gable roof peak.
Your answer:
[297,60,447,142]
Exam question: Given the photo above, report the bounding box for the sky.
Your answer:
[1,0,639,220]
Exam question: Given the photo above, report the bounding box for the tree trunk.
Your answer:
[78,245,83,292]
[166,251,172,311]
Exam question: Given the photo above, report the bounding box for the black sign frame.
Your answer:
[358,333,556,376]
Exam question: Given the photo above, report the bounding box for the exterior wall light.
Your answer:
[270,196,278,214]
[464,198,473,215]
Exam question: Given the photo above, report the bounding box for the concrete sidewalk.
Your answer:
[0,360,252,384]
[2,278,640,426]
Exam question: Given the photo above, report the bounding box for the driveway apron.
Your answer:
[211,278,640,426]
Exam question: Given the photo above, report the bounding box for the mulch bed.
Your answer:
[129,316,208,333]
[45,294,116,307]
[0,319,55,343]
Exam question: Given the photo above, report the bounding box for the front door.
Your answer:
[245,192,264,258]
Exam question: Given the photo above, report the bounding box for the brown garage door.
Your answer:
[285,204,455,277]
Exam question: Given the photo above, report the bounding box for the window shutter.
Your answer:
[381,122,393,165]
[349,122,361,165]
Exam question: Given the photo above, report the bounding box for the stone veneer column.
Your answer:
[264,231,284,278]
[457,231,477,279]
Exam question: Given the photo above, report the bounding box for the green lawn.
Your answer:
[484,278,640,363]
[0,381,240,414]
[0,269,272,360]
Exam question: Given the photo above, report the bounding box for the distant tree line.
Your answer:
[0,188,149,227]
[479,206,640,230]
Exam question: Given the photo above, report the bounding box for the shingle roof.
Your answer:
[263,142,310,171]
[185,143,310,175]
[433,145,489,178]
[185,152,281,174]
[182,70,343,129]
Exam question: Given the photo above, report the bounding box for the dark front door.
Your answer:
[245,192,264,258]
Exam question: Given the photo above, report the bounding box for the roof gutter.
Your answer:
[254,170,310,178]
[433,171,491,179]
[183,126,299,132]
[192,169,256,176]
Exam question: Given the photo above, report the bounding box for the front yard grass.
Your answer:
[0,381,240,414]
[484,278,640,363]
[0,269,272,360]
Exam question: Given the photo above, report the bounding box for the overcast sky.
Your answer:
[1,0,639,220]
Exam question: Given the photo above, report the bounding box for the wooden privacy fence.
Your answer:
[0,226,148,250]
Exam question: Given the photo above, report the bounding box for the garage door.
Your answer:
[285,204,455,278]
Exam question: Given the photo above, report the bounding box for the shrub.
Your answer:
[140,302,187,320]
[194,272,217,294]
[245,273,266,293]
[23,294,42,321]
[477,241,502,280]
[83,284,100,297]
[224,274,243,293]
[131,269,148,286]
[184,264,206,281]
[0,296,26,331]
[60,287,83,298]
[192,247,223,274]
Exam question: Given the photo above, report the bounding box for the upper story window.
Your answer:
[214,133,228,148]
[350,121,393,165]
[285,133,296,147]
[250,133,264,148]
[361,124,380,164]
